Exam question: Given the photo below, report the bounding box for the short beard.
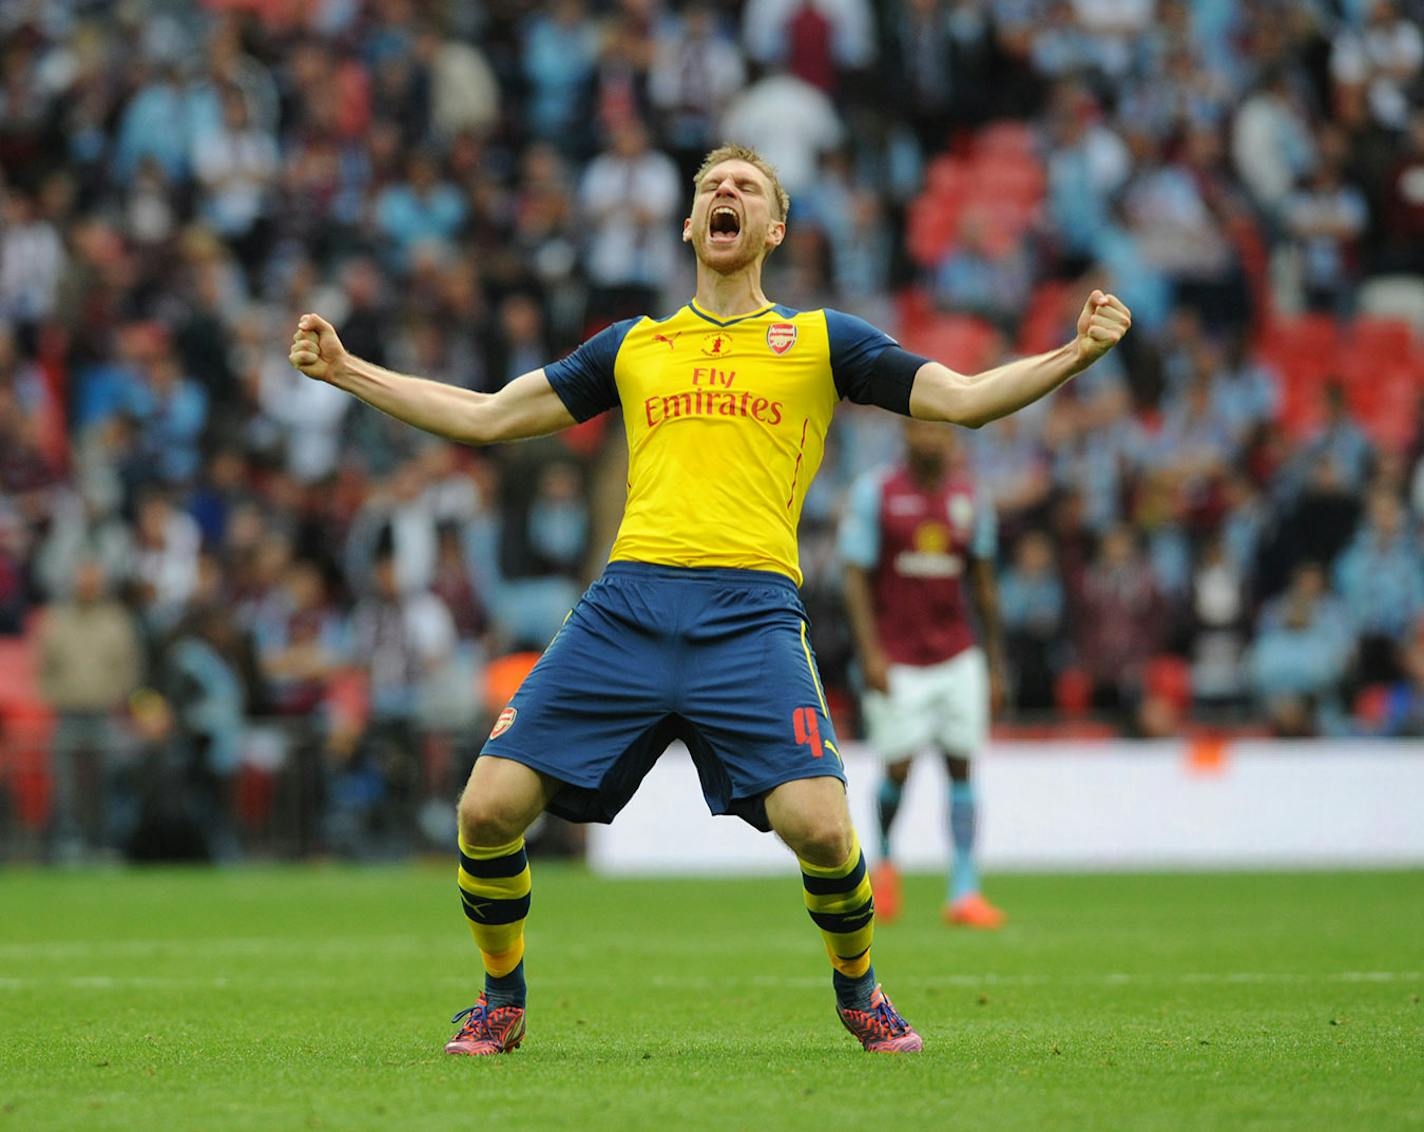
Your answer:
[693,225,768,275]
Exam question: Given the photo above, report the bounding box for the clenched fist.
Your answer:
[1073,290,1132,368]
[289,313,348,383]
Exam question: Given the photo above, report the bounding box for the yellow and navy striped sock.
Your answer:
[800,834,876,1009]
[457,834,531,1007]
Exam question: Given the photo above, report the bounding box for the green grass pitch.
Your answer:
[1,864,1421,1131]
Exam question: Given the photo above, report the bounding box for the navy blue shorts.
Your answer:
[480,562,845,831]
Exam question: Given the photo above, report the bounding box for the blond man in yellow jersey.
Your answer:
[289,144,1132,1056]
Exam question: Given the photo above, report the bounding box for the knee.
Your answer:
[456,789,528,847]
[787,817,857,869]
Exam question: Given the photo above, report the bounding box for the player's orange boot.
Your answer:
[444,995,526,1056]
[836,985,924,1053]
[870,859,901,923]
[943,892,1005,929]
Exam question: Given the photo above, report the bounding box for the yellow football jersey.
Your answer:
[544,300,922,585]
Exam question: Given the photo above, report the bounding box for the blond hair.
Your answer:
[692,144,791,221]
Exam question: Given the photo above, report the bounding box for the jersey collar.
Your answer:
[687,299,777,328]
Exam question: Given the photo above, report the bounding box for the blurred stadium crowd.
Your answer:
[3,0,1424,860]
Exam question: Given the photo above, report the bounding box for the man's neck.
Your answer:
[909,461,944,490]
[693,262,771,319]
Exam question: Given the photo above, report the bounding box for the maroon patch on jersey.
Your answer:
[766,322,797,355]
[872,468,980,666]
[489,706,517,740]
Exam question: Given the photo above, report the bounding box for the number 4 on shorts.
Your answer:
[792,706,823,758]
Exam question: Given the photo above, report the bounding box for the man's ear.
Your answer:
[682,216,693,243]
[765,220,786,250]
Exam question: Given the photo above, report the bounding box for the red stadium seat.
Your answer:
[901,315,999,372]
[906,195,963,267]
[1353,684,1391,728]
[0,634,55,831]
[1017,281,1075,355]
[1259,313,1340,358]
[1349,316,1413,360]
[1143,655,1192,714]
[976,120,1038,158]
[1054,667,1093,717]
[973,153,1045,209]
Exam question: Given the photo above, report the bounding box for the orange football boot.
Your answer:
[870,859,901,923]
[943,892,1005,929]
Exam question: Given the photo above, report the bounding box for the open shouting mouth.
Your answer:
[708,204,742,245]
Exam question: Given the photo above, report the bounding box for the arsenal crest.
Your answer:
[489,706,517,739]
[766,322,797,355]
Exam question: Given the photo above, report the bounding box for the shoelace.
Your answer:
[450,1001,488,1038]
[868,996,910,1037]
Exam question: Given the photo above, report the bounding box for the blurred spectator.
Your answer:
[1074,524,1168,716]
[1375,632,1424,736]
[742,0,877,93]
[1292,382,1375,495]
[130,331,210,486]
[1333,489,1424,682]
[998,530,1065,711]
[1231,65,1315,221]
[132,490,202,632]
[1380,109,1424,274]
[886,0,995,146]
[160,605,252,860]
[1249,562,1355,736]
[1212,333,1280,448]
[253,559,345,717]
[523,1,601,146]
[486,293,551,392]
[1045,86,1132,260]
[971,410,1053,540]
[934,209,1033,329]
[527,462,590,575]
[1189,534,1249,706]
[578,119,681,323]
[193,87,279,276]
[113,61,194,184]
[1284,140,1369,314]
[343,550,456,852]
[651,3,748,179]
[0,189,65,327]
[375,153,467,272]
[37,559,144,860]
[34,483,135,602]
[1330,0,1423,131]
[720,70,844,199]
[417,26,500,141]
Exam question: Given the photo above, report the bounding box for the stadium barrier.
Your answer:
[587,740,1424,874]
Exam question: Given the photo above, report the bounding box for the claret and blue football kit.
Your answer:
[481,301,927,830]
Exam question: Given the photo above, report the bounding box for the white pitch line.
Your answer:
[0,971,1417,991]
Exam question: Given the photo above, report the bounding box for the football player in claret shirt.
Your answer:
[289,143,1131,1056]
[840,419,1007,930]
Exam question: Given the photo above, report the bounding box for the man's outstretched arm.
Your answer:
[288,313,577,445]
[909,290,1132,429]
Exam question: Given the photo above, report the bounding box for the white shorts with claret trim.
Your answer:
[861,646,988,760]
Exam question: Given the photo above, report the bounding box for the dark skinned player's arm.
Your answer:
[966,556,1007,709]
[842,562,889,694]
